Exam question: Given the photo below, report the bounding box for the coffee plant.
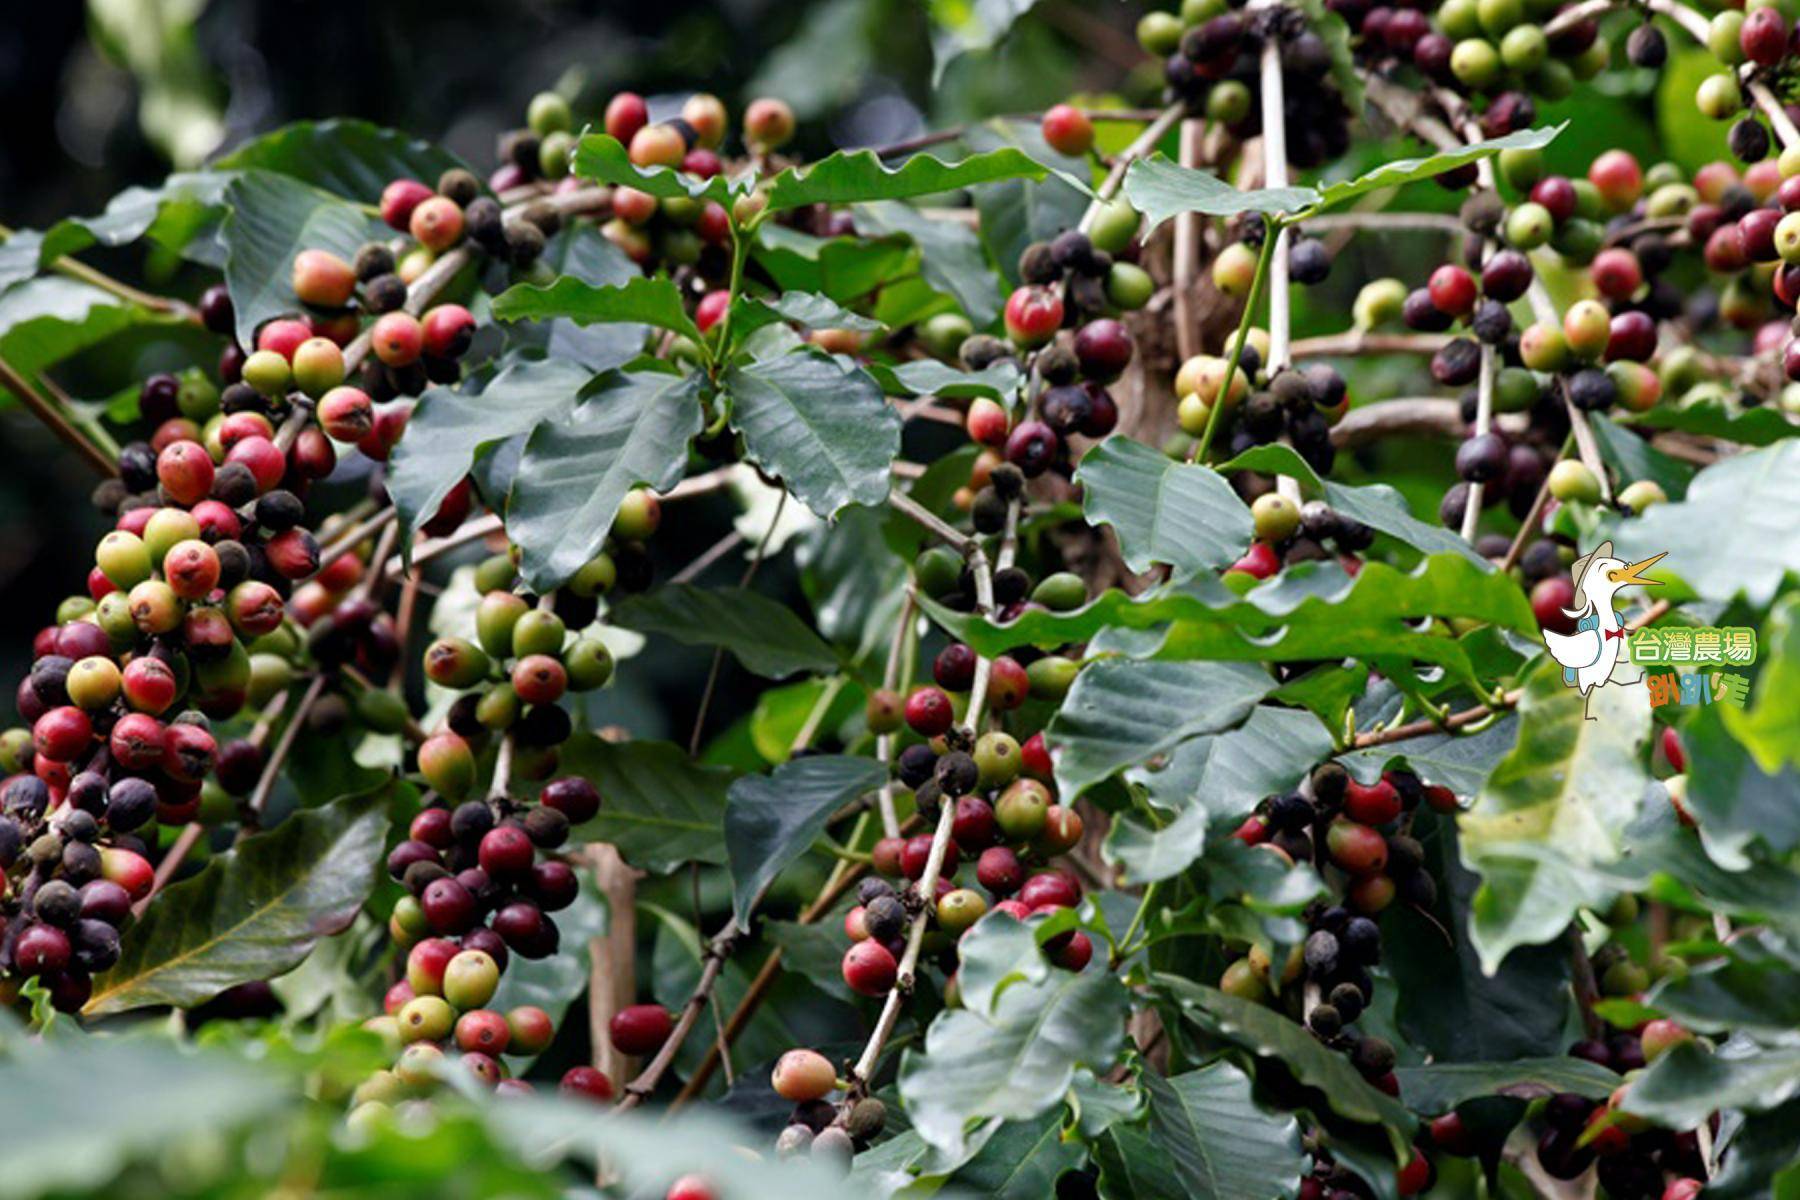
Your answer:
[0,0,1797,1195]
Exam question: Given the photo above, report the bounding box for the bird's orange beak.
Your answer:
[1608,552,1665,588]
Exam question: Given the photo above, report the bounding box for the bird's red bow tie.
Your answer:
[1603,628,1627,641]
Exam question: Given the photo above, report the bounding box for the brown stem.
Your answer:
[1567,925,1603,1039]
[1290,331,1450,359]
[242,673,330,828]
[0,354,116,475]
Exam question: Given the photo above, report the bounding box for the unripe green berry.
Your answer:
[569,553,616,598]
[1137,10,1183,54]
[476,591,530,659]
[511,609,566,658]
[1548,459,1602,504]
[418,732,477,799]
[565,639,615,691]
[539,131,575,179]
[248,653,296,707]
[1026,655,1080,701]
[473,553,517,594]
[937,887,988,933]
[398,995,456,1043]
[1251,493,1301,543]
[1353,278,1407,329]
[1618,479,1668,513]
[1030,571,1087,611]
[143,508,202,567]
[1498,147,1545,191]
[356,688,410,735]
[443,949,500,1010]
[974,731,1021,788]
[913,546,962,598]
[1107,261,1154,310]
[613,489,660,540]
[475,683,520,730]
[527,91,573,137]
[424,637,492,690]
[96,530,154,589]
[242,349,292,397]
[995,778,1051,841]
[1088,197,1141,254]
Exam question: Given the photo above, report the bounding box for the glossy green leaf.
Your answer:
[572,134,740,204]
[1460,656,1652,973]
[1158,977,1416,1154]
[1623,1040,1800,1128]
[1312,123,1565,209]
[1048,659,1274,797]
[0,279,144,394]
[1108,706,1332,883]
[1645,931,1800,1037]
[506,367,704,589]
[1612,440,1800,608]
[536,225,647,371]
[852,200,1003,328]
[87,788,389,1015]
[1682,702,1800,868]
[387,356,591,551]
[1221,444,1487,566]
[492,274,701,342]
[1624,394,1800,448]
[1703,1098,1800,1198]
[611,583,841,679]
[734,290,885,345]
[1392,1058,1620,1113]
[559,736,738,874]
[1,172,228,290]
[967,118,1092,289]
[725,755,885,929]
[1589,414,1695,501]
[899,970,1128,1158]
[1077,438,1254,578]
[764,146,1065,213]
[724,352,900,517]
[751,222,915,306]
[1136,1062,1307,1199]
[214,119,468,202]
[1722,592,1800,773]
[1124,157,1317,228]
[219,169,388,348]
[866,357,1024,402]
[924,555,1538,692]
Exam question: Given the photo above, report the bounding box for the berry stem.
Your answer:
[1499,432,1574,575]
[1190,220,1279,464]
[1257,34,1293,376]
[305,505,398,585]
[132,823,204,919]
[1291,331,1450,359]
[1328,397,1465,448]
[1566,925,1604,1040]
[1114,880,1160,966]
[687,488,787,756]
[1172,117,1207,364]
[0,353,117,476]
[242,672,331,831]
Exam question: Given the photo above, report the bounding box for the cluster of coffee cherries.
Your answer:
[1298,1144,1434,1198]
[1347,0,1607,115]
[383,773,597,968]
[353,940,551,1122]
[1688,8,1795,163]
[1139,2,1353,169]
[1229,763,1457,978]
[996,216,1153,355]
[415,516,655,796]
[1171,328,1353,478]
[0,728,154,1012]
[761,1047,884,1175]
[1230,490,1376,586]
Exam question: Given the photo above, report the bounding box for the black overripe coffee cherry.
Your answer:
[1052,230,1101,276]
[1340,915,1380,964]
[1304,929,1340,975]
[1568,367,1617,411]
[1269,792,1314,831]
[864,893,906,942]
[1626,23,1666,67]
[1270,370,1317,411]
[897,744,938,789]
[1329,981,1364,1021]
[972,488,1009,534]
[1019,242,1059,285]
[990,463,1025,501]
[857,878,895,905]
[1040,384,1092,435]
[993,567,1030,606]
[1460,192,1504,237]
[1037,342,1079,386]
[1309,1003,1342,1037]
[1289,238,1331,285]
[119,442,158,491]
[1455,432,1508,483]
[1471,299,1512,344]
[934,751,979,795]
[1730,118,1771,164]
[466,197,506,253]
[1243,392,1283,440]
[1352,1035,1395,1077]
[364,273,408,315]
[1431,338,1482,387]
[1403,289,1453,332]
[960,334,1010,370]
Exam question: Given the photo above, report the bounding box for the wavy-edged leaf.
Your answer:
[1723,592,1800,774]
[538,224,647,371]
[1157,976,1416,1154]
[752,222,915,305]
[1128,1061,1307,1200]
[1460,657,1652,973]
[506,367,704,590]
[724,351,900,517]
[492,274,700,342]
[572,134,740,204]
[1704,1099,1800,1199]
[387,356,591,551]
[726,755,886,930]
[867,357,1024,403]
[1222,444,1486,565]
[1623,1040,1800,1128]
[1079,437,1254,578]
[899,928,1129,1157]
[219,169,388,348]
[924,555,1538,691]
[560,736,738,874]
[852,200,1004,327]
[764,918,859,1004]
[764,147,1065,213]
[1335,713,1521,797]
[1593,801,1800,938]
[1612,440,1800,608]
[0,279,144,393]
[3,172,229,290]
[1386,813,1573,1061]
[86,788,389,1015]
[735,290,885,344]
[1313,124,1564,209]
[1624,393,1800,447]
[611,583,840,680]
[1049,659,1273,798]
[213,119,468,201]
[1124,156,1317,227]
[1393,1059,1619,1114]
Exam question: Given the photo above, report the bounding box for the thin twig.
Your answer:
[688,490,788,756]
[0,354,116,475]
[243,673,331,824]
[1079,103,1186,234]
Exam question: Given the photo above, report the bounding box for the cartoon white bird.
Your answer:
[1542,540,1665,718]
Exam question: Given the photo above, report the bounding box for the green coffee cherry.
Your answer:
[423,636,492,690]
[528,91,573,137]
[1107,262,1154,310]
[476,592,530,658]
[1030,571,1087,611]
[1251,493,1301,543]
[356,688,410,735]
[1088,197,1141,254]
[974,731,1021,789]
[1026,655,1080,701]
[476,683,520,730]
[1137,10,1183,54]
[1618,479,1667,513]
[566,638,615,690]
[511,609,567,658]
[914,546,963,598]
[1548,459,1602,504]
[473,553,517,593]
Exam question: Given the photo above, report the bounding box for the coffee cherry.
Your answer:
[1454,433,1508,484]
[600,1003,671,1057]
[1251,493,1300,543]
[842,940,898,996]
[904,686,954,736]
[1343,778,1402,824]
[1074,319,1133,380]
[744,97,796,150]
[371,312,424,368]
[1428,265,1477,317]
[410,197,464,252]
[1640,1018,1693,1061]
[1003,286,1063,347]
[1326,818,1388,874]
[629,124,686,168]
[292,249,356,309]
[772,1048,837,1101]
[560,1065,615,1103]
[442,949,500,1010]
